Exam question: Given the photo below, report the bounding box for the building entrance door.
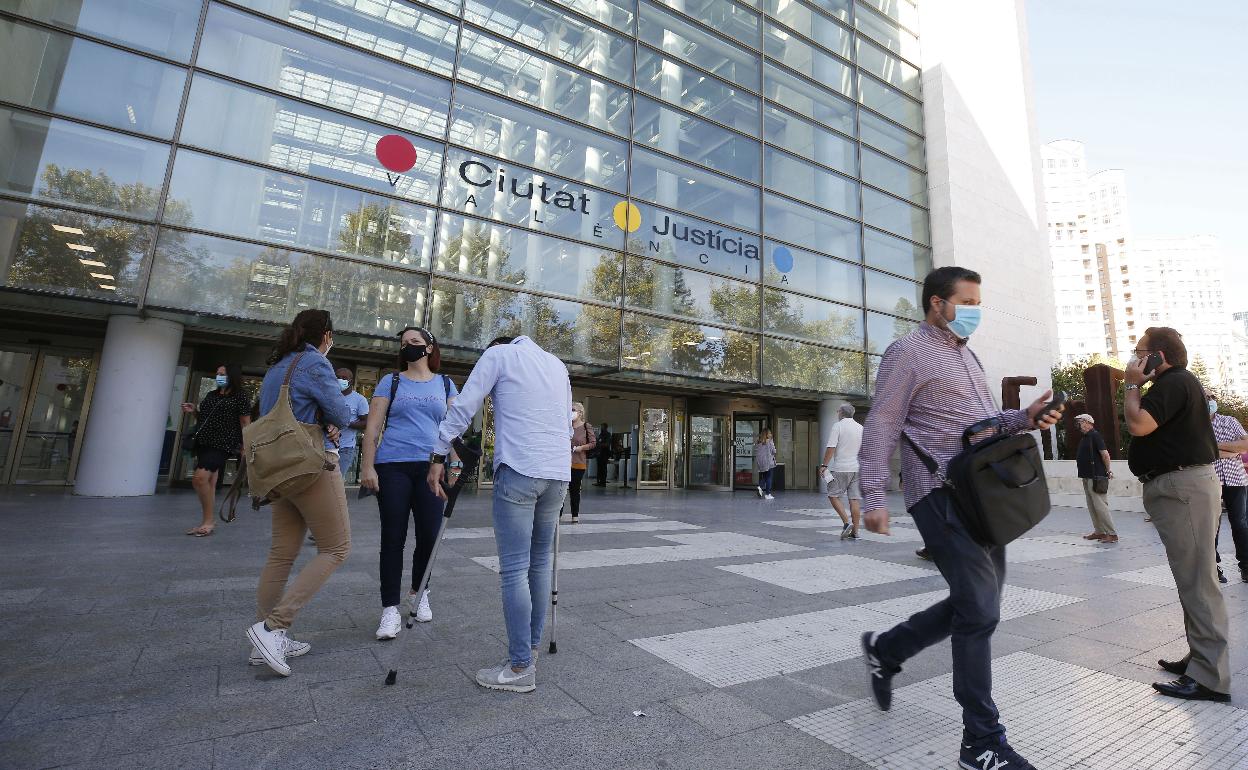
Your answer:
[637,398,671,488]
[0,344,97,484]
[732,414,769,490]
[173,370,263,487]
[688,414,729,489]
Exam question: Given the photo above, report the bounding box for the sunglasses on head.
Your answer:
[397,326,436,348]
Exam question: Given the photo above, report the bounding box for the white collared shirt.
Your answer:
[435,336,572,481]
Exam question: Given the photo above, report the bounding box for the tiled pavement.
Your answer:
[2,486,1247,769]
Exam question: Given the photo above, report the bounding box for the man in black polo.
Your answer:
[1125,326,1230,702]
[1075,414,1116,543]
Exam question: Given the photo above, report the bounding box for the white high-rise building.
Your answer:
[1041,141,1105,364]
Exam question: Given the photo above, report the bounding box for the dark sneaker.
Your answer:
[840,522,853,540]
[959,736,1036,770]
[861,632,897,711]
[1218,568,1228,584]
[915,548,932,561]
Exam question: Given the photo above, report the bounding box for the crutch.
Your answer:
[548,516,562,654]
[385,437,480,685]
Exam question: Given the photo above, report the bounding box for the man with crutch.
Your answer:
[428,336,571,693]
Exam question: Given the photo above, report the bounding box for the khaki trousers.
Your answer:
[1142,465,1231,693]
[256,465,351,630]
[1081,478,1116,536]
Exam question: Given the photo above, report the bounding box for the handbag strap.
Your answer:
[219,456,248,522]
[900,431,946,484]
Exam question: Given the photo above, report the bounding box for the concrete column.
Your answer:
[75,314,183,496]
[817,398,848,453]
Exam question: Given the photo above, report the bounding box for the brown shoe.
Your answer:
[1100,535,1119,544]
[1082,532,1105,540]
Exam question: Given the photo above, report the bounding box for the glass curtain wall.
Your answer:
[0,0,929,399]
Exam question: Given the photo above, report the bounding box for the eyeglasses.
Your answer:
[1132,348,1152,357]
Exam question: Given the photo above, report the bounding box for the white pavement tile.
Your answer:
[781,509,843,518]
[788,652,1248,769]
[471,532,809,572]
[446,520,701,539]
[630,585,1082,687]
[1005,538,1101,563]
[820,528,926,543]
[1107,562,1237,591]
[765,519,853,530]
[717,555,935,595]
[569,512,656,521]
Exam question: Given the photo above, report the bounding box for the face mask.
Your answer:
[401,344,429,363]
[338,378,350,391]
[942,301,982,338]
[1209,400,1218,415]
[215,375,228,388]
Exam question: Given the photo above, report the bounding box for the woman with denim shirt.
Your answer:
[245,309,351,677]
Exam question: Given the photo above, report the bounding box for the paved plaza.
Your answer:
[2,486,1247,769]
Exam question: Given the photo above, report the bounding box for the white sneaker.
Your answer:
[245,621,291,676]
[765,494,775,500]
[410,590,432,623]
[376,606,402,640]
[756,486,764,498]
[249,635,310,666]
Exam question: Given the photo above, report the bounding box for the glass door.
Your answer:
[0,347,37,482]
[638,399,671,488]
[672,399,686,489]
[732,415,769,489]
[688,414,729,489]
[174,371,262,486]
[8,348,96,484]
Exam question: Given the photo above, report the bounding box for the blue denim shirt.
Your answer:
[258,344,350,428]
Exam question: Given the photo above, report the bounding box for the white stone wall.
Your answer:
[919,0,1056,406]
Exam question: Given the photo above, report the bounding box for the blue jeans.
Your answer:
[337,446,357,481]
[758,468,773,494]
[492,464,567,668]
[1217,484,1248,573]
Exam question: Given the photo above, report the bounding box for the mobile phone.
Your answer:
[1043,390,1067,414]
[1143,352,1163,375]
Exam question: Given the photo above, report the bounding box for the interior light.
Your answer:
[641,351,652,356]
[97,285,116,291]
[89,273,114,280]
[53,225,84,235]
[78,258,106,267]
[623,355,638,360]
[126,105,137,125]
[683,341,699,346]
[67,243,96,253]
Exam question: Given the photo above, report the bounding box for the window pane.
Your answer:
[763,24,852,97]
[635,47,761,134]
[0,19,184,139]
[628,201,763,282]
[763,64,855,136]
[862,187,929,244]
[245,0,459,77]
[0,0,200,60]
[441,147,621,247]
[763,288,862,348]
[622,312,758,383]
[865,269,920,318]
[435,212,623,304]
[763,241,862,305]
[763,106,855,175]
[647,0,761,51]
[860,0,919,33]
[182,75,443,204]
[861,111,924,167]
[429,278,619,364]
[859,74,922,134]
[625,256,760,329]
[866,309,918,353]
[532,0,636,34]
[864,226,930,279]
[464,0,634,83]
[868,352,882,391]
[861,147,926,206]
[449,86,627,191]
[762,336,864,393]
[763,193,860,261]
[760,0,850,57]
[633,96,760,182]
[856,37,920,97]
[165,150,435,268]
[198,4,450,140]
[631,148,760,230]
[146,230,430,335]
[0,108,170,219]
[639,2,760,91]
[0,199,148,301]
[764,147,858,217]
[457,28,631,136]
[854,1,920,62]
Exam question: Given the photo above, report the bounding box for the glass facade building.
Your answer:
[0,0,929,490]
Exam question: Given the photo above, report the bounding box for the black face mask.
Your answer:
[401,344,429,363]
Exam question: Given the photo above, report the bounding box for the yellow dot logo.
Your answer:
[613,201,641,233]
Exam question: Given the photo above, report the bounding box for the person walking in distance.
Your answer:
[754,428,777,500]
[181,364,249,537]
[1075,414,1117,543]
[593,422,613,486]
[857,266,1064,770]
[358,328,459,640]
[246,309,351,676]
[565,402,596,524]
[332,368,369,482]
[818,404,864,539]
[1125,328,1231,702]
[429,336,571,694]
[1208,400,1248,584]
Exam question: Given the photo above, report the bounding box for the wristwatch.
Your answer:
[429,452,447,464]
[449,461,463,469]
[1124,384,1141,391]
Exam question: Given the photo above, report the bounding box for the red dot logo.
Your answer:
[376,134,417,173]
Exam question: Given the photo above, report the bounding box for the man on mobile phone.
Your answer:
[1125,327,1231,703]
[856,266,1064,770]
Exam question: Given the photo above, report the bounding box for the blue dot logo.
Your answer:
[772,246,793,273]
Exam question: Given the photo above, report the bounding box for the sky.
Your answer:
[1025,0,1248,298]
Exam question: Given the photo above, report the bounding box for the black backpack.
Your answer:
[904,417,1051,546]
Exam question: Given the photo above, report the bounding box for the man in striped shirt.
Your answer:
[856,266,1063,770]
[1210,405,1248,583]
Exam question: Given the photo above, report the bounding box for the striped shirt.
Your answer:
[1211,413,1248,487]
[858,322,1035,512]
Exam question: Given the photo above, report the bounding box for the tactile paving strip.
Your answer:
[472,532,809,572]
[630,586,1082,687]
[447,520,701,539]
[717,555,935,594]
[788,652,1248,769]
[1107,561,1237,591]
[1003,538,1101,563]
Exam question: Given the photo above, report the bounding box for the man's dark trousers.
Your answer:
[874,488,1006,742]
[1218,484,1248,573]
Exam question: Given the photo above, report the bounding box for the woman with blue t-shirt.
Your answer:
[358,327,460,640]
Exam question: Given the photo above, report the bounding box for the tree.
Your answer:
[338,202,413,263]
[1050,354,1130,459]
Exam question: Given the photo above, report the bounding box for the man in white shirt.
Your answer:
[818,403,865,539]
[428,336,571,694]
